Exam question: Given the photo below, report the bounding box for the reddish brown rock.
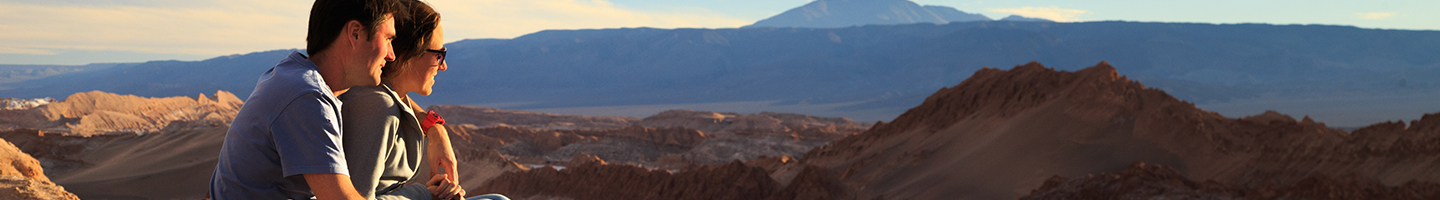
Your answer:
[451,148,527,193]
[794,62,1440,199]
[0,125,225,199]
[1022,162,1440,200]
[765,165,850,200]
[472,160,779,200]
[446,124,708,165]
[428,104,640,130]
[0,90,241,136]
[637,109,867,141]
[0,138,79,200]
[435,105,865,170]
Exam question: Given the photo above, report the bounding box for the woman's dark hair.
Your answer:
[306,0,407,57]
[382,0,441,81]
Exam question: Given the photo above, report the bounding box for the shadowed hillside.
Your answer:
[787,62,1440,199]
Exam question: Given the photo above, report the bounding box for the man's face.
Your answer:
[349,14,395,87]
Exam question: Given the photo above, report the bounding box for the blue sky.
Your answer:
[1,0,1436,65]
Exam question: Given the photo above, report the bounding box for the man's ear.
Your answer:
[344,20,365,50]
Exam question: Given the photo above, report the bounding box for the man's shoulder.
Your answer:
[235,52,339,125]
[267,56,329,96]
[257,54,335,105]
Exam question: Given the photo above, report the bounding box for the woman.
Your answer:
[338,1,507,200]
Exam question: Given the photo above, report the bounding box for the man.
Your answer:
[209,0,404,199]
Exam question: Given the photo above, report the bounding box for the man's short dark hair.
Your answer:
[306,0,406,57]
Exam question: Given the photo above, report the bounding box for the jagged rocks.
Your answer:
[636,109,867,140]
[442,107,868,168]
[0,138,78,200]
[428,104,640,130]
[1022,162,1440,200]
[472,159,779,200]
[1,90,242,136]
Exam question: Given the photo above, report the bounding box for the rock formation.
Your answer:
[0,90,241,199]
[1,98,55,110]
[0,90,241,136]
[636,109,868,140]
[0,89,857,198]
[429,104,639,130]
[0,138,79,200]
[0,127,226,199]
[440,107,869,168]
[787,61,1440,199]
[472,158,780,200]
[1022,162,1440,200]
[447,124,709,166]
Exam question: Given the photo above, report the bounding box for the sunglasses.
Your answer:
[425,48,447,64]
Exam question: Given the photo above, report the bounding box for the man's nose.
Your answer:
[438,62,447,71]
[384,50,396,62]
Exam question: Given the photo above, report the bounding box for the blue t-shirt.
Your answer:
[210,51,350,200]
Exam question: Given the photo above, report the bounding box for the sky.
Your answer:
[1,0,1436,65]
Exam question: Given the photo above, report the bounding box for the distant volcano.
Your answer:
[745,0,989,28]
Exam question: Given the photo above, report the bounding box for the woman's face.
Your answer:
[403,23,446,96]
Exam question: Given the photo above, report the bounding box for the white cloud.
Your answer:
[987,6,1091,22]
[0,1,311,56]
[0,0,750,58]
[0,47,55,55]
[1356,12,1395,20]
[425,0,751,41]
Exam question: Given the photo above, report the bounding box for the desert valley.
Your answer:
[4,0,1440,199]
[1,62,1440,199]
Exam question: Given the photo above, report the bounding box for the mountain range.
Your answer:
[5,21,1439,126]
[3,0,1440,127]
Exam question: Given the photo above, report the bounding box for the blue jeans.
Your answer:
[465,194,510,200]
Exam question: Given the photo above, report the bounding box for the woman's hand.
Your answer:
[423,124,461,187]
[425,173,465,200]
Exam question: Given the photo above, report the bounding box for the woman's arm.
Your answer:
[423,123,459,180]
[405,99,461,187]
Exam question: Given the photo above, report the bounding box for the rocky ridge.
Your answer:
[1022,162,1440,200]
[0,90,859,199]
[429,104,640,130]
[0,138,79,200]
[473,154,795,200]
[0,91,241,136]
[0,91,241,199]
[783,61,1440,199]
[437,106,869,167]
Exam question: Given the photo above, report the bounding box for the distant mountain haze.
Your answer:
[1000,15,1054,22]
[924,5,992,22]
[3,21,1439,127]
[745,0,990,28]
